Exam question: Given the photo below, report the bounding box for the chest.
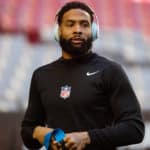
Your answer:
[37,66,109,111]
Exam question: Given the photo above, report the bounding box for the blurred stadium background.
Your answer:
[0,0,150,149]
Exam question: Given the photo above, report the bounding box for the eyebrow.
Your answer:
[65,19,90,23]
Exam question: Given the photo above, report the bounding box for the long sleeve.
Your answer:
[21,71,45,149]
[88,63,145,149]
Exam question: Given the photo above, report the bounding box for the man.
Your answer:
[21,1,145,150]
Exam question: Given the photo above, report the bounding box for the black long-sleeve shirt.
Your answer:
[21,52,145,150]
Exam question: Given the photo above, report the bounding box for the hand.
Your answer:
[51,138,63,150]
[64,132,91,150]
[33,126,53,144]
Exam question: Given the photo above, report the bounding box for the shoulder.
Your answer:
[93,53,122,71]
[93,53,128,83]
[33,58,61,75]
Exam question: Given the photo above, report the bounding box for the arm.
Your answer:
[21,71,52,149]
[87,63,145,149]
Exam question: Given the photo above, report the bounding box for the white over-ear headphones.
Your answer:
[54,4,100,42]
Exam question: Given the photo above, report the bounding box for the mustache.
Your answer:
[70,36,85,42]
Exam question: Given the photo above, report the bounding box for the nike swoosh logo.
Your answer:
[86,71,99,76]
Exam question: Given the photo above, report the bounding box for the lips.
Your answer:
[71,37,84,44]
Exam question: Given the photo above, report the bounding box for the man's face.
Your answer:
[58,8,93,57]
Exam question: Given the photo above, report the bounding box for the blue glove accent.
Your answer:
[43,128,65,150]
[52,128,66,143]
[43,132,53,150]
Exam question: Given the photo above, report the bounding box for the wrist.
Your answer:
[33,126,52,144]
[33,126,41,139]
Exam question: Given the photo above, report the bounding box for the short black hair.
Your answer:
[56,1,94,25]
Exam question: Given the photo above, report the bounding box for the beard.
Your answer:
[59,36,93,58]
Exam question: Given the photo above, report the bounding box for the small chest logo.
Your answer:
[60,85,71,99]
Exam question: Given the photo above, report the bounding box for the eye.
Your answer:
[81,21,90,27]
[65,21,74,27]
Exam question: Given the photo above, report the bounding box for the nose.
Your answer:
[73,24,82,34]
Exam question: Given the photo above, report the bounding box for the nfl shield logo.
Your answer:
[60,85,71,99]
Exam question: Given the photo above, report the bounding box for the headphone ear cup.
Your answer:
[91,22,98,41]
[54,24,59,41]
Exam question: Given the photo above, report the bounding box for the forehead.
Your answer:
[62,8,91,22]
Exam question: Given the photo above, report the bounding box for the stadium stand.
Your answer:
[0,0,150,149]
